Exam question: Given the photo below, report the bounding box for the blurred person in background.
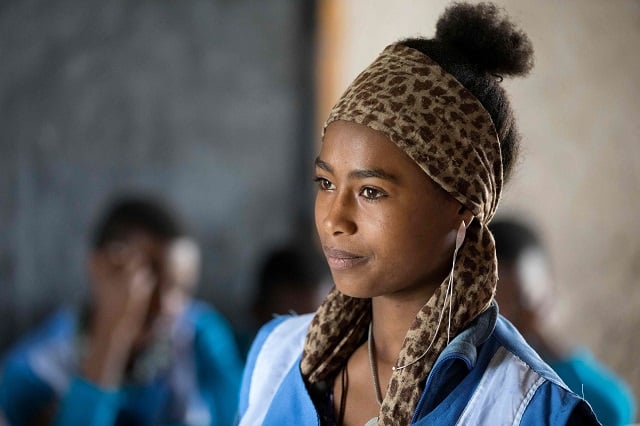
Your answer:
[238,244,328,356]
[251,244,327,326]
[0,194,243,426]
[491,217,636,426]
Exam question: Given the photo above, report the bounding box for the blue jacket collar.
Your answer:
[432,300,498,372]
[411,301,498,422]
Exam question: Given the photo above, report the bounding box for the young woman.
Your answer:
[239,3,599,425]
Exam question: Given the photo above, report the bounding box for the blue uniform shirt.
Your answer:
[0,301,243,426]
[239,303,599,425]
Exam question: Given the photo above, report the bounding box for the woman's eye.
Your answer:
[361,187,386,200]
[314,177,334,191]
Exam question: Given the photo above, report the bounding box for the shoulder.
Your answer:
[183,300,244,372]
[238,314,313,421]
[253,314,313,356]
[185,300,233,332]
[468,315,599,425]
[1,309,76,380]
[184,300,238,351]
[243,313,313,384]
[551,349,636,425]
[492,315,565,387]
[246,313,313,383]
[0,309,77,418]
[4,309,76,358]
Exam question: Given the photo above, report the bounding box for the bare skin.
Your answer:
[82,233,199,388]
[83,235,156,387]
[315,121,472,425]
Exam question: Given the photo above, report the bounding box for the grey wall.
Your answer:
[0,0,316,351]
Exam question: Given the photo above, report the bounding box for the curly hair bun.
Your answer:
[435,2,534,77]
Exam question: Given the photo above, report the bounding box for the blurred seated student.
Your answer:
[234,244,327,358]
[490,217,636,426]
[251,245,327,328]
[0,194,243,426]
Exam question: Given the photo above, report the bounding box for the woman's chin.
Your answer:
[334,281,380,299]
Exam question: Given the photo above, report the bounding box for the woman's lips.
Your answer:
[323,247,368,270]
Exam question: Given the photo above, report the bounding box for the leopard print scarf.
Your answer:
[301,43,502,425]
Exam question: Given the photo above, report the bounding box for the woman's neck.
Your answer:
[370,288,436,366]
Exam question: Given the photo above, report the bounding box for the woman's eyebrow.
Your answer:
[348,168,398,183]
[314,157,333,173]
[315,157,398,183]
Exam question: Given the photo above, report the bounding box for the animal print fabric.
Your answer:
[301,43,502,425]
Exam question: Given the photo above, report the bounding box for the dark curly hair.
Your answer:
[489,217,543,264]
[91,194,188,249]
[400,2,534,183]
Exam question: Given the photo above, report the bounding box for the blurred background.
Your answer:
[1,0,638,404]
[0,0,318,351]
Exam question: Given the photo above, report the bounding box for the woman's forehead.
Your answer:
[320,121,415,171]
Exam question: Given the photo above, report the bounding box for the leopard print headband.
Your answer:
[302,43,501,425]
[324,43,502,223]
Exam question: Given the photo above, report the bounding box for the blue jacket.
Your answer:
[239,303,599,425]
[0,301,243,426]
[549,349,636,426]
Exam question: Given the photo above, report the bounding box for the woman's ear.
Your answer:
[457,205,474,228]
[453,206,473,251]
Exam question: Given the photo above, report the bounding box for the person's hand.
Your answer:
[91,240,156,341]
[82,237,157,387]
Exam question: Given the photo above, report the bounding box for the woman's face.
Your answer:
[315,120,464,301]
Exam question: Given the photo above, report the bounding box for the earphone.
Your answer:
[455,220,467,251]
[393,218,469,371]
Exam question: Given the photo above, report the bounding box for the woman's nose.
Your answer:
[319,191,357,236]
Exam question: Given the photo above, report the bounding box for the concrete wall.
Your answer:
[332,0,640,401]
